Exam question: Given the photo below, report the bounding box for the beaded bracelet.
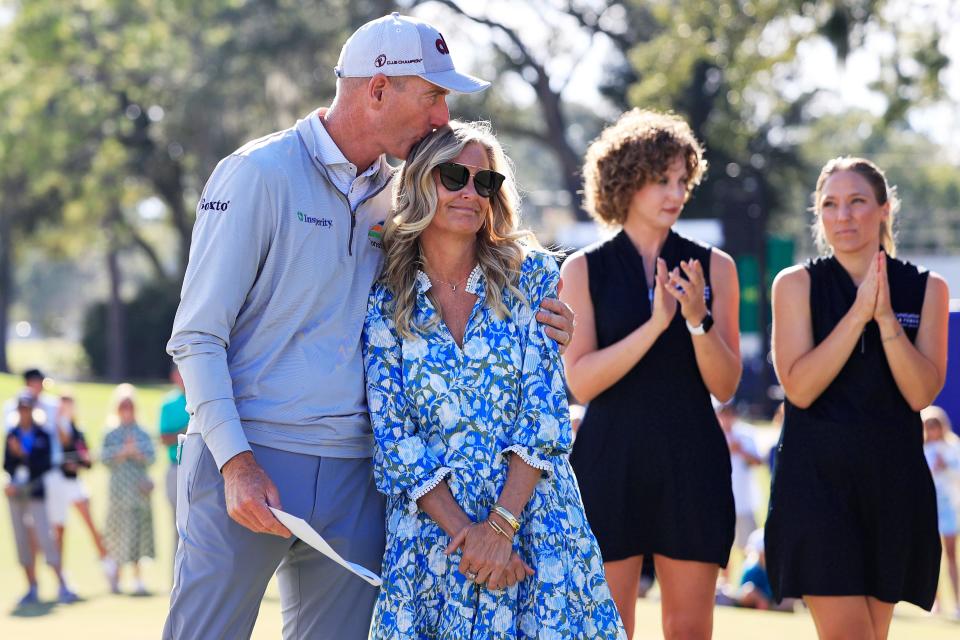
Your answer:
[492,504,521,533]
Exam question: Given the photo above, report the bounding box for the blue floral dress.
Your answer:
[363,251,625,639]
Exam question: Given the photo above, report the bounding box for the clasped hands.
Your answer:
[446,515,533,591]
[851,251,900,337]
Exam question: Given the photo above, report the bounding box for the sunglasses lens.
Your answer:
[438,163,469,191]
[474,170,505,198]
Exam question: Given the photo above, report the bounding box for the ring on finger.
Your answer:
[465,570,478,581]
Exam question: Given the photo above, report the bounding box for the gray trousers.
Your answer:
[8,496,59,567]
[163,436,386,640]
[165,463,179,553]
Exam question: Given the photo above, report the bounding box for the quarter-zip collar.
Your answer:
[295,111,396,256]
[295,110,394,201]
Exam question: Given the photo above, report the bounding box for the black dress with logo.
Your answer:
[570,229,735,565]
[765,255,940,609]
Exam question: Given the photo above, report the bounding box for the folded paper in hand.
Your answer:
[268,507,382,587]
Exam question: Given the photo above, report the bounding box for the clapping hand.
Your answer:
[120,435,140,460]
[650,258,678,332]
[666,258,709,325]
[7,434,23,459]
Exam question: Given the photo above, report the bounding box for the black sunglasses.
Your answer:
[436,162,505,199]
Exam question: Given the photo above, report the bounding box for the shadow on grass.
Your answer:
[9,601,57,617]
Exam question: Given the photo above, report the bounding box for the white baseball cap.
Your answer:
[335,12,490,94]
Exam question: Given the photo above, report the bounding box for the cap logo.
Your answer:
[375,54,387,67]
[436,34,449,55]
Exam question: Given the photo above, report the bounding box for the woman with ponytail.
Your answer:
[766,157,949,638]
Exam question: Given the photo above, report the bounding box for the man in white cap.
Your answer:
[163,13,572,640]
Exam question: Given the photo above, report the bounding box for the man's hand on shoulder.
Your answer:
[537,279,575,354]
[221,451,291,537]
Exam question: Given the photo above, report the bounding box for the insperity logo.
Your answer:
[368,221,385,249]
[296,211,333,228]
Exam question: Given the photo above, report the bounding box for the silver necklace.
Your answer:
[431,272,469,292]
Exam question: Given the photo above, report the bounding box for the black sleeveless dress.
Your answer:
[765,255,940,609]
[570,229,735,566]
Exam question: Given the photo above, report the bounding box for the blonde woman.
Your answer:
[101,384,156,595]
[363,121,625,639]
[766,157,948,639]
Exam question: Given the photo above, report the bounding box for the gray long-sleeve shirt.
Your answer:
[167,111,394,470]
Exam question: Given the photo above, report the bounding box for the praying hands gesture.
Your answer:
[850,251,901,339]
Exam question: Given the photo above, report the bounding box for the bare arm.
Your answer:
[160,433,182,446]
[667,250,742,401]
[772,260,877,408]
[560,252,676,403]
[417,481,472,539]
[875,263,949,411]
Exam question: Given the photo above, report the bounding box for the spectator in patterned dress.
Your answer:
[101,384,156,595]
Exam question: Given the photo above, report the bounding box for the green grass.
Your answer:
[0,373,958,637]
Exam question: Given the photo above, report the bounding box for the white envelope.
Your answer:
[269,507,382,587]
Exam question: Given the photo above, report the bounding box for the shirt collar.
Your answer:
[306,109,384,180]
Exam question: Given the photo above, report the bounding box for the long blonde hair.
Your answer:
[381,121,537,338]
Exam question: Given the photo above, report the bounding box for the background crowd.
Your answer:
[6,364,959,616]
[3,366,187,604]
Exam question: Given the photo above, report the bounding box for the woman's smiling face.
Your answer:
[426,142,492,240]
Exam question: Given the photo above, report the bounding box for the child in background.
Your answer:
[921,405,960,618]
[57,394,118,590]
[716,528,795,611]
[101,384,156,595]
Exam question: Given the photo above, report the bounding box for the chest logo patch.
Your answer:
[296,211,333,228]
[368,221,384,250]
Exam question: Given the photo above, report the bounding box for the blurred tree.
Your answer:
[1,0,398,378]
[407,0,648,220]
[620,0,953,406]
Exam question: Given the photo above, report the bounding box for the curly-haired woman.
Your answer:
[561,109,741,639]
[363,120,625,639]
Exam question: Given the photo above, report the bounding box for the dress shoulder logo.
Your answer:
[895,311,921,329]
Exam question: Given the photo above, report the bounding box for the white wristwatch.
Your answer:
[686,312,714,335]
